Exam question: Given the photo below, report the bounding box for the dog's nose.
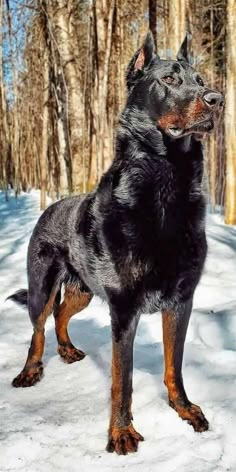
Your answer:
[203,92,224,110]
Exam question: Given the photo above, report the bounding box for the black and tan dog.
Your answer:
[8,32,223,455]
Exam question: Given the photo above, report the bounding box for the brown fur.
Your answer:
[169,401,208,432]
[106,339,143,454]
[185,98,208,124]
[12,287,92,387]
[12,291,57,387]
[110,341,123,429]
[107,423,144,455]
[162,309,179,401]
[157,98,208,132]
[157,111,180,129]
[162,309,208,432]
[54,286,92,363]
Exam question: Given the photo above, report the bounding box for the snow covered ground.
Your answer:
[0,190,236,472]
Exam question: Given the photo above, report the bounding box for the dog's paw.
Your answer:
[58,344,86,364]
[106,424,144,455]
[12,364,43,388]
[170,400,209,432]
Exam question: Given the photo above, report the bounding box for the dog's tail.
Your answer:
[6,289,28,308]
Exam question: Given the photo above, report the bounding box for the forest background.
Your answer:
[0,0,235,223]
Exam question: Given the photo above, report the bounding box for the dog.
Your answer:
[8,32,223,455]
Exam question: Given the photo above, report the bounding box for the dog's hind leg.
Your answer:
[54,285,93,364]
[12,251,61,388]
[12,286,58,388]
[162,299,209,432]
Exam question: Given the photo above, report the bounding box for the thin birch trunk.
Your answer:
[95,0,115,180]
[52,0,84,192]
[225,0,236,224]
[40,48,49,210]
[0,0,9,198]
[7,4,20,195]
[168,0,186,55]
[149,0,157,50]
[209,1,216,210]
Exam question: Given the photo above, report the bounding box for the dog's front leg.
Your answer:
[162,299,209,432]
[106,313,144,455]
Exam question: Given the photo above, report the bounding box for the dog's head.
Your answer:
[126,32,224,139]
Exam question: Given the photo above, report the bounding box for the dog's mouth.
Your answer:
[168,127,184,138]
[167,119,214,139]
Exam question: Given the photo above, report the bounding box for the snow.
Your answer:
[0,190,236,472]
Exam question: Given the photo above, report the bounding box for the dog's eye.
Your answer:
[196,76,204,86]
[162,76,175,84]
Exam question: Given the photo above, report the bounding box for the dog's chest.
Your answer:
[113,164,206,289]
[116,166,205,240]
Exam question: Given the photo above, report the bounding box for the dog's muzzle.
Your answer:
[203,91,224,112]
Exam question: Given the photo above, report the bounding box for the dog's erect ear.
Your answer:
[134,32,156,71]
[177,32,192,64]
[126,32,158,90]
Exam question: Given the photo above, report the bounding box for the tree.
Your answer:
[0,0,230,220]
[40,40,49,210]
[224,0,236,224]
[149,0,157,50]
[0,0,9,198]
[50,0,84,193]
[168,0,186,55]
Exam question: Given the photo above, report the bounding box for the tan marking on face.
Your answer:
[157,98,208,132]
[157,112,183,130]
[185,97,207,125]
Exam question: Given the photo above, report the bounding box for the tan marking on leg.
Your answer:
[162,309,181,403]
[162,309,208,432]
[107,342,143,455]
[107,423,144,455]
[12,291,57,388]
[55,286,92,363]
[110,341,122,429]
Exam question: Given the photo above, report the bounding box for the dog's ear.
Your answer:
[126,32,158,89]
[177,32,192,64]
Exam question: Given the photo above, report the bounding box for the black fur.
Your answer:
[10,36,223,327]
[7,289,28,308]
[9,32,223,452]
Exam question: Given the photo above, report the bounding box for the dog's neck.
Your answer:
[162,133,204,164]
[118,107,166,155]
[118,107,203,161]
[164,135,192,153]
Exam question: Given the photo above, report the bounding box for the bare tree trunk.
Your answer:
[168,0,186,55]
[209,1,216,210]
[52,0,84,192]
[87,6,98,189]
[163,0,168,55]
[40,48,49,210]
[149,0,157,50]
[6,3,20,195]
[0,0,9,198]
[55,65,70,195]
[225,0,236,224]
[95,0,115,180]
